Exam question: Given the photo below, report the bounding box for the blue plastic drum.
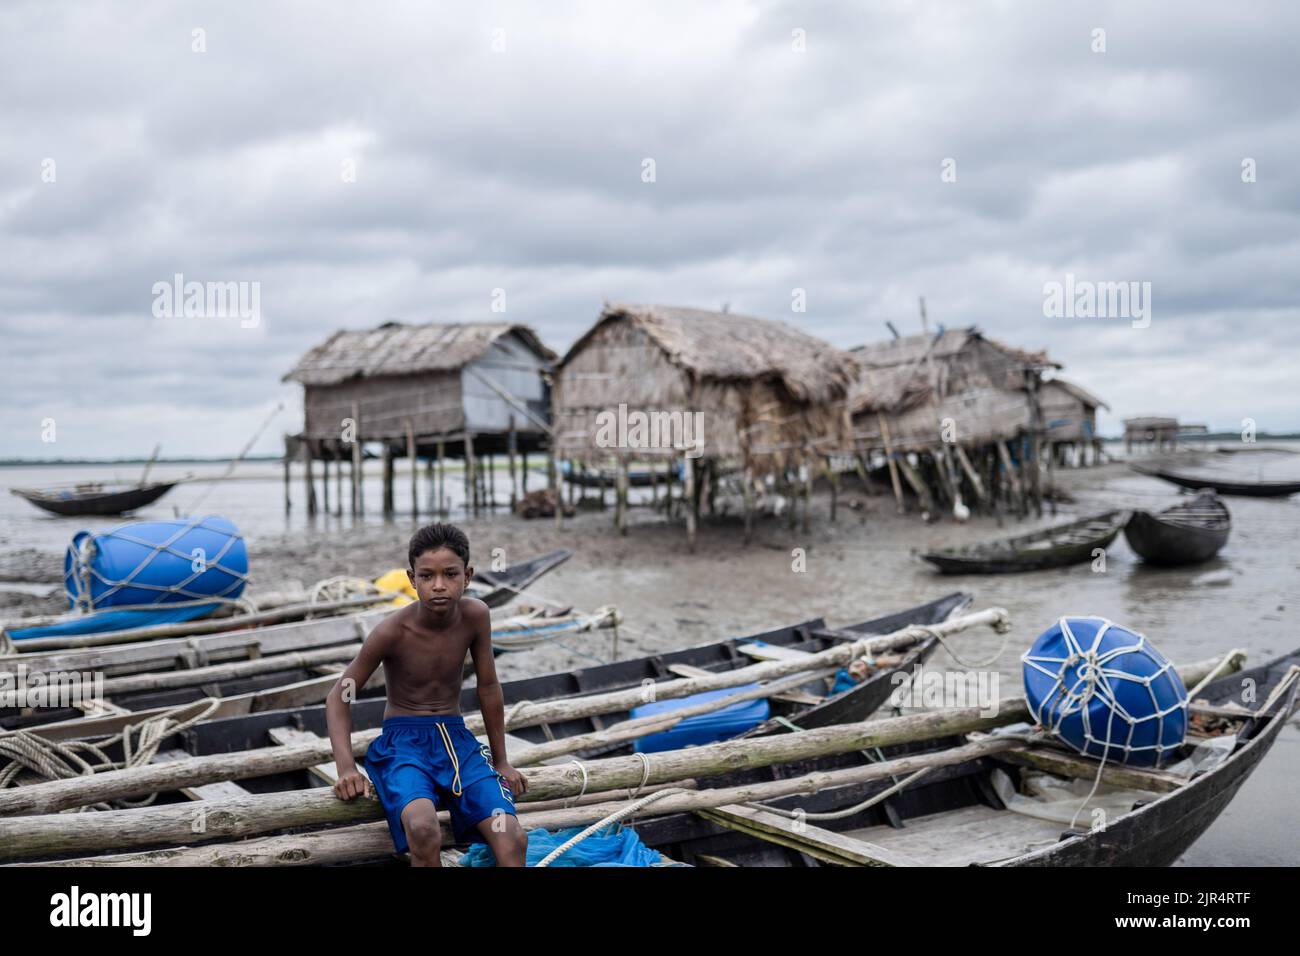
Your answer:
[1022,616,1187,767]
[63,515,249,612]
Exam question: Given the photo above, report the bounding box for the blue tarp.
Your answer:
[631,684,769,753]
[460,826,664,867]
[8,603,221,641]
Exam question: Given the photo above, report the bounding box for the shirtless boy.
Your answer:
[326,523,529,867]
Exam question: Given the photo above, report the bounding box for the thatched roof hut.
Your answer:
[551,303,858,474]
[1040,377,1108,442]
[284,320,556,446]
[848,327,1059,451]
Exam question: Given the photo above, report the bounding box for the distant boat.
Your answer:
[1125,492,1230,566]
[920,510,1128,574]
[1131,465,1300,498]
[9,481,178,517]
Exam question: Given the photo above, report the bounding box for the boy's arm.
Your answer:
[470,602,528,796]
[325,618,391,800]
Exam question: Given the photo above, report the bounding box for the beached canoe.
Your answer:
[1132,465,1300,498]
[1124,493,1230,566]
[920,510,1128,574]
[10,482,177,517]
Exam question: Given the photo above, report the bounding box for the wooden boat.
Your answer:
[920,510,1128,574]
[628,647,1300,866]
[104,592,969,754]
[0,592,967,768]
[1124,493,1230,566]
[1132,465,1300,498]
[471,548,571,607]
[0,595,982,865]
[10,482,178,517]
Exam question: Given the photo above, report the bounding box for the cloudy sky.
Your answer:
[3,0,1297,459]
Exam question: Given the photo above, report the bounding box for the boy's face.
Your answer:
[407,547,473,613]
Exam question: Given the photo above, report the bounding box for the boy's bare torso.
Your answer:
[373,597,489,717]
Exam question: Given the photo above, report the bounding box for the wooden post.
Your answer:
[801,456,812,534]
[998,440,1026,519]
[895,454,933,515]
[321,453,330,515]
[350,403,363,515]
[302,442,318,517]
[665,457,675,518]
[954,444,988,512]
[786,467,797,531]
[551,447,563,531]
[381,443,394,516]
[465,431,476,516]
[334,447,343,516]
[521,450,529,494]
[507,418,518,512]
[436,440,445,515]
[742,466,754,545]
[406,421,418,519]
[823,455,838,522]
[615,458,629,535]
[877,413,905,514]
[282,445,291,514]
[487,453,496,510]
[684,454,697,552]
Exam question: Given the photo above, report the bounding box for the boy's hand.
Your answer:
[495,761,528,797]
[334,769,371,801]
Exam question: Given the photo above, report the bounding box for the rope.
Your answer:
[0,698,221,810]
[535,787,689,867]
[563,759,589,808]
[906,622,1012,669]
[745,766,935,822]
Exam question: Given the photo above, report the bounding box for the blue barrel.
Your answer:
[1022,616,1187,767]
[64,515,249,612]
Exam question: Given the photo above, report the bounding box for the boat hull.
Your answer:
[921,511,1127,575]
[1136,468,1300,498]
[1124,508,1229,566]
[10,483,176,517]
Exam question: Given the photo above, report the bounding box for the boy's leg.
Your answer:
[475,810,528,867]
[401,798,443,867]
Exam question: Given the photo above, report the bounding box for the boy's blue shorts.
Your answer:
[364,715,517,852]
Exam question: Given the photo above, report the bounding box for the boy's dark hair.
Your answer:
[408,523,471,569]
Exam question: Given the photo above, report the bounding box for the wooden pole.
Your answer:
[507,417,518,512]
[824,455,838,522]
[2,737,1032,864]
[997,440,1025,519]
[801,456,812,534]
[406,420,418,519]
[742,467,754,545]
[436,440,445,514]
[302,442,318,517]
[334,446,343,516]
[282,445,291,514]
[615,458,629,535]
[350,402,362,516]
[684,454,697,552]
[321,453,330,515]
[464,431,475,516]
[381,443,394,516]
[877,413,905,514]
